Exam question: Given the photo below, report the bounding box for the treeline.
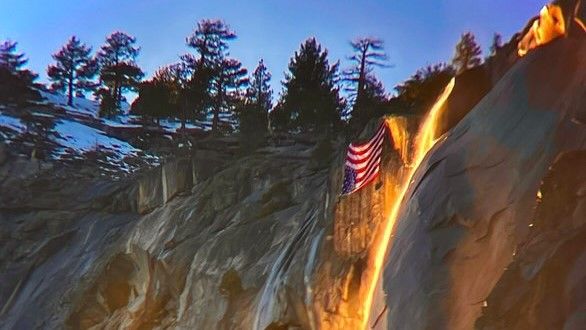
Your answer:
[1,20,502,136]
[0,33,142,118]
[0,40,40,104]
[46,32,143,118]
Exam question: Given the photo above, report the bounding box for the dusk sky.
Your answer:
[1,0,544,99]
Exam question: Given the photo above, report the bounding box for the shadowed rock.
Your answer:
[383,36,586,329]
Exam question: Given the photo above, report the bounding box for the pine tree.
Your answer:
[489,33,503,57]
[344,37,389,106]
[97,31,143,116]
[348,74,388,131]
[20,111,57,160]
[0,40,27,72]
[246,59,272,113]
[240,59,272,149]
[182,19,244,132]
[180,54,211,121]
[152,63,191,127]
[0,40,37,84]
[276,38,344,132]
[185,19,235,67]
[452,32,482,74]
[344,37,390,132]
[210,58,248,132]
[131,79,174,124]
[47,36,97,106]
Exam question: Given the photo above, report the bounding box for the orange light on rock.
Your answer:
[361,78,455,329]
[575,17,586,32]
[518,4,566,56]
[385,116,411,166]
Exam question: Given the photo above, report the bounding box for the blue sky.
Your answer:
[1,0,544,99]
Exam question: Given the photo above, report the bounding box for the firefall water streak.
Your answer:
[362,77,456,329]
[386,116,411,165]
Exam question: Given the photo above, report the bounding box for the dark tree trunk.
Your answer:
[212,79,222,133]
[114,56,121,111]
[212,102,220,132]
[356,47,368,109]
[115,77,122,110]
[67,71,74,106]
[181,99,187,130]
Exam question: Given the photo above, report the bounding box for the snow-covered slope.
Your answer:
[38,91,102,118]
[0,89,165,175]
[37,90,237,132]
[1,109,159,172]
[1,90,244,175]
[0,112,26,133]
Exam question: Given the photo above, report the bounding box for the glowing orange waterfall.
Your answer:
[361,77,456,329]
[385,116,411,165]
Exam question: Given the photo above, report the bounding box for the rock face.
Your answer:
[0,133,397,329]
[0,117,422,329]
[1,13,584,330]
[383,37,586,329]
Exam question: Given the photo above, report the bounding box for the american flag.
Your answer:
[342,122,387,195]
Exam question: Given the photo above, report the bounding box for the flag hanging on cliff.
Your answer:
[341,122,387,195]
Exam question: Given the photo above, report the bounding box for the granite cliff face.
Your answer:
[0,137,318,328]
[1,6,585,330]
[383,37,586,329]
[1,132,405,329]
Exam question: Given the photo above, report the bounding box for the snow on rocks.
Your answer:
[38,90,100,118]
[54,119,137,156]
[1,109,160,174]
[0,112,26,133]
[1,89,236,175]
[52,118,160,173]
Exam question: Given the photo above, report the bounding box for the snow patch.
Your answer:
[54,119,139,158]
[38,90,99,118]
[0,113,26,133]
[37,90,131,118]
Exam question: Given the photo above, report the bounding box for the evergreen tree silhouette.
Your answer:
[276,38,344,132]
[240,59,272,149]
[131,79,174,125]
[211,57,248,132]
[0,40,37,84]
[47,36,97,105]
[0,40,28,73]
[452,32,482,74]
[246,59,272,115]
[152,63,191,128]
[181,53,210,121]
[182,19,245,132]
[348,74,389,131]
[489,33,503,57]
[96,31,143,116]
[343,37,392,132]
[185,19,235,66]
[344,38,389,106]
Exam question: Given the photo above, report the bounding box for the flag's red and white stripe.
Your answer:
[342,123,387,194]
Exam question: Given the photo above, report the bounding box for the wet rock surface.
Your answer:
[0,134,385,329]
[476,151,586,330]
[0,20,584,330]
[383,37,586,329]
